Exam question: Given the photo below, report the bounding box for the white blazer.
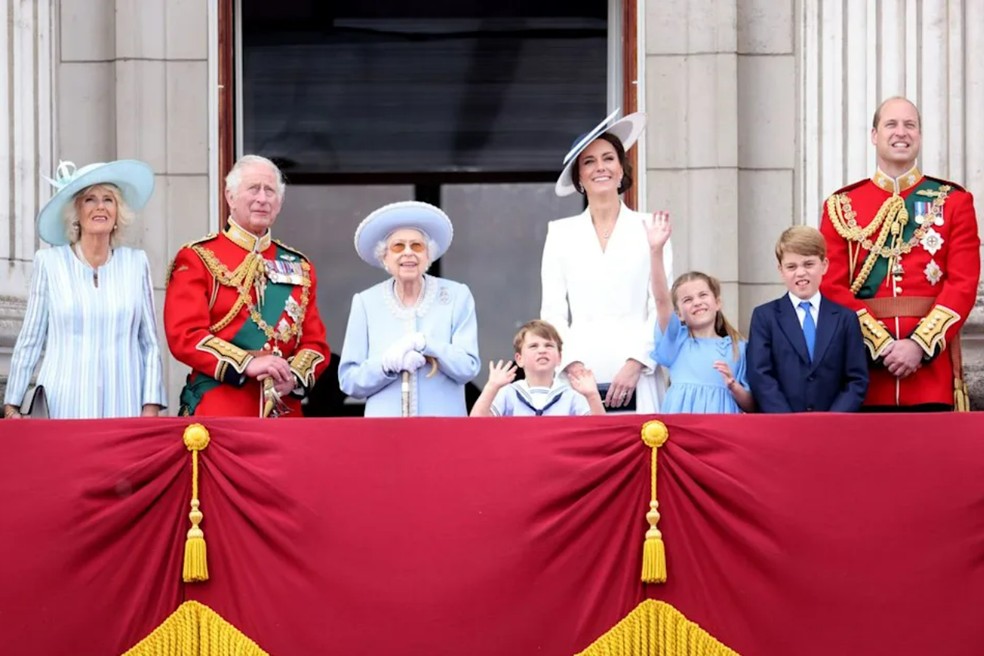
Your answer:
[540,203,673,413]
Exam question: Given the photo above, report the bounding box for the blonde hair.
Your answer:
[775,225,827,263]
[670,271,743,360]
[513,320,563,354]
[62,184,134,247]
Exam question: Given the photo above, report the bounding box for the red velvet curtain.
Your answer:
[2,414,984,655]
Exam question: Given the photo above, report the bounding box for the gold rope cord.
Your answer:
[575,600,740,656]
[641,421,668,584]
[192,245,311,343]
[121,601,268,656]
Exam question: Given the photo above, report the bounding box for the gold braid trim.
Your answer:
[911,304,960,358]
[856,309,894,360]
[827,186,951,295]
[122,601,268,656]
[190,245,312,344]
[575,600,739,656]
[289,348,326,388]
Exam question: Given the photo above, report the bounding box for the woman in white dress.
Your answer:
[540,110,672,413]
[3,160,166,419]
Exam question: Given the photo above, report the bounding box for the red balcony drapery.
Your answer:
[2,414,983,655]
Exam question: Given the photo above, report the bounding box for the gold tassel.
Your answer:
[641,420,669,584]
[182,423,211,583]
[954,377,970,412]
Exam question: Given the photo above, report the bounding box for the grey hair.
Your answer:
[373,228,439,270]
[63,183,135,247]
[225,154,287,201]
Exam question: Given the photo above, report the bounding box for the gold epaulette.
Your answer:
[911,304,960,358]
[166,233,219,283]
[857,309,893,359]
[924,175,966,193]
[828,178,867,197]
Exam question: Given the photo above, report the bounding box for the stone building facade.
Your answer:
[2,0,983,408]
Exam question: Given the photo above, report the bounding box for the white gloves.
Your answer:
[381,332,427,374]
[401,350,426,373]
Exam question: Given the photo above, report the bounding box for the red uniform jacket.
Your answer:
[164,221,330,416]
[819,167,980,407]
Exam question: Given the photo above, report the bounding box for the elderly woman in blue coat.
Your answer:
[339,201,480,417]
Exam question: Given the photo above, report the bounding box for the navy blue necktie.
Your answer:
[799,301,816,361]
[516,393,563,416]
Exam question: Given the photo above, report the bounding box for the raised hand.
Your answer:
[644,210,672,251]
[487,359,518,389]
[568,368,598,396]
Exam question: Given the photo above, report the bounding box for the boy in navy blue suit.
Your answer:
[747,226,868,412]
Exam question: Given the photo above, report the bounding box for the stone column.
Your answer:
[0,0,56,394]
[643,1,741,317]
[643,0,798,329]
[800,0,984,406]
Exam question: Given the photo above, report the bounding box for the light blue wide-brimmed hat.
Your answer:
[354,201,454,268]
[37,159,155,246]
[555,109,647,197]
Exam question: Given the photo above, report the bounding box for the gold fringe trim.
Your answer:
[641,421,669,584]
[183,424,211,582]
[955,377,970,412]
[576,600,740,656]
[121,601,268,656]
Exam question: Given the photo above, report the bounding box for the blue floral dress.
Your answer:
[653,315,748,414]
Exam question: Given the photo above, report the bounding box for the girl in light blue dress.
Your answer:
[646,212,754,414]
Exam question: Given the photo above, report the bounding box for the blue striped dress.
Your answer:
[4,245,167,418]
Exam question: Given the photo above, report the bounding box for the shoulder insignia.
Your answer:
[830,178,867,196]
[274,239,311,262]
[924,175,966,192]
[180,232,219,250]
[167,235,216,284]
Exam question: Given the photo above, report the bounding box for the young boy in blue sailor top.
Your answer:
[471,320,605,417]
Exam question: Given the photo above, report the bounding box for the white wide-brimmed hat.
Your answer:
[554,109,647,197]
[354,201,454,268]
[37,159,155,246]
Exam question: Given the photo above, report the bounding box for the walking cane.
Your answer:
[401,371,411,417]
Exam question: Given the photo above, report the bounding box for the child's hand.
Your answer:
[569,368,600,397]
[644,210,672,251]
[713,360,737,388]
[486,360,518,390]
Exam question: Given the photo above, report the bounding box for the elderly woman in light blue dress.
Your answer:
[3,160,167,419]
[339,201,480,417]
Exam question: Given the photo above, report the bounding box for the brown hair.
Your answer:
[513,320,563,354]
[774,226,827,264]
[871,96,921,130]
[571,132,634,196]
[669,271,743,360]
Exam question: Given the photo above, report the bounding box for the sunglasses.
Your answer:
[389,240,426,254]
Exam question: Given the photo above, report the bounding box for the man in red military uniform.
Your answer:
[820,97,980,410]
[164,155,330,416]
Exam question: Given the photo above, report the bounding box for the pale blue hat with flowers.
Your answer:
[555,109,647,197]
[353,201,454,268]
[37,159,155,246]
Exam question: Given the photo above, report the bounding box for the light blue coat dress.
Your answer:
[653,314,748,414]
[338,275,481,417]
[4,245,167,418]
